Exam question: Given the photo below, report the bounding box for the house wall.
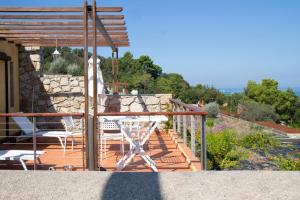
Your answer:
[0,41,20,138]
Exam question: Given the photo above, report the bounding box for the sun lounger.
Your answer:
[0,150,44,170]
[12,115,81,152]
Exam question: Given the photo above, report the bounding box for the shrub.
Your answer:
[204,102,219,118]
[271,156,300,171]
[206,130,237,169]
[240,132,279,151]
[67,63,83,76]
[206,118,215,130]
[238,99,279,122]
[47,57,68,74]
[220,148,249,170]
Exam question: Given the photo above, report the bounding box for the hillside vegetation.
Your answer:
[43,47,300,127]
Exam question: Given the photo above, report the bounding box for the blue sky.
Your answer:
[3,0,300,88]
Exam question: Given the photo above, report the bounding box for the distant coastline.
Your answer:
[219,87,300,97]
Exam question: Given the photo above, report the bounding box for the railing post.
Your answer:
[172,104,176,132]
[176,106,181,134]
[183,108,187,144]
[201,115,207,170]
[190,115,195,154]
[32,117,37,171]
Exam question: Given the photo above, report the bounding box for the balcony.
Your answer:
[0,98,207,172]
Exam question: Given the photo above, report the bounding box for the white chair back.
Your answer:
[100,121,120,131]
[12,116,38,135]
[62,116,75,132]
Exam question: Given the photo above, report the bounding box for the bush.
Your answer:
[239,99,279,122]
[206,130,237,169]
[220,148,249,170]
[225,93,244,113]
[67,63,83,76]
[204,102,219,118]
[206,118,215,129]
[47,57,68,74]
[240,132,279,151]
[272,156,300,171]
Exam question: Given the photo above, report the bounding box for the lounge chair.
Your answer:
[12,115,81,152]
[0,150,44,170]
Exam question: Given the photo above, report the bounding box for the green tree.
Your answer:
[138,55,162,79]
[245,79,298,122]
[156,73,189,99]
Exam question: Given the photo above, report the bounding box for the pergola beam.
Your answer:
[0,26,127,31]
[0,21,125,26]
[0,30,128,35]
[93,15,117,51]
[0,34,128,40]
[0,7,123,12]
[0,15,124,20]
[13,42,130,47]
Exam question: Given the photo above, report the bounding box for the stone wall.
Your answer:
[39,74,172,113]
[20,71,172,114]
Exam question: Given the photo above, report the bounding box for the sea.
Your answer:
[219,87,300,97]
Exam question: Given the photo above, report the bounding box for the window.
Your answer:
[9,61,14,108]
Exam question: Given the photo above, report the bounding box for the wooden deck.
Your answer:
[0,130,193,172]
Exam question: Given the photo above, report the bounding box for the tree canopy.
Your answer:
[245,79,298,122]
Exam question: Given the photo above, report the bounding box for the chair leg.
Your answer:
[71,136,74,151]
[121,137,124,157]
[64,137,67,152]
[57,137,65,153]
[19,159,28,171]
[100,136,103,160]
[104,139,107,158]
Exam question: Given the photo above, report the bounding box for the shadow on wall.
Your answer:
[105,94,121,112]
[101,173,162,200]
[18,47,60,129]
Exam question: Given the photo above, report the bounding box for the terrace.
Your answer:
[0,1,207,172]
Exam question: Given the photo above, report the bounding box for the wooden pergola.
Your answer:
[0,0,130,170]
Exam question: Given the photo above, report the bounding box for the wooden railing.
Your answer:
[170,99,207,170]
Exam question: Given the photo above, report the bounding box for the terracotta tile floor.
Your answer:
[0,130,192,172]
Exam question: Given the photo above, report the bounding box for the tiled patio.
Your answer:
[0,130,193,172]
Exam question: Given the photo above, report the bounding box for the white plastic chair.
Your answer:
[99,120,124,160]
[62,116,82,150]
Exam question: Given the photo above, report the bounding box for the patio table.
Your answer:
[100,115,168,172]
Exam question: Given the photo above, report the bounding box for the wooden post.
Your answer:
[190,115,196,154]
[201,115,207,170]
[92,0,98,170]
[183,108,187,144]
[83,0,91,171]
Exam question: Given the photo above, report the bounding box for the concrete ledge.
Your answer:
[1,171,299,200]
